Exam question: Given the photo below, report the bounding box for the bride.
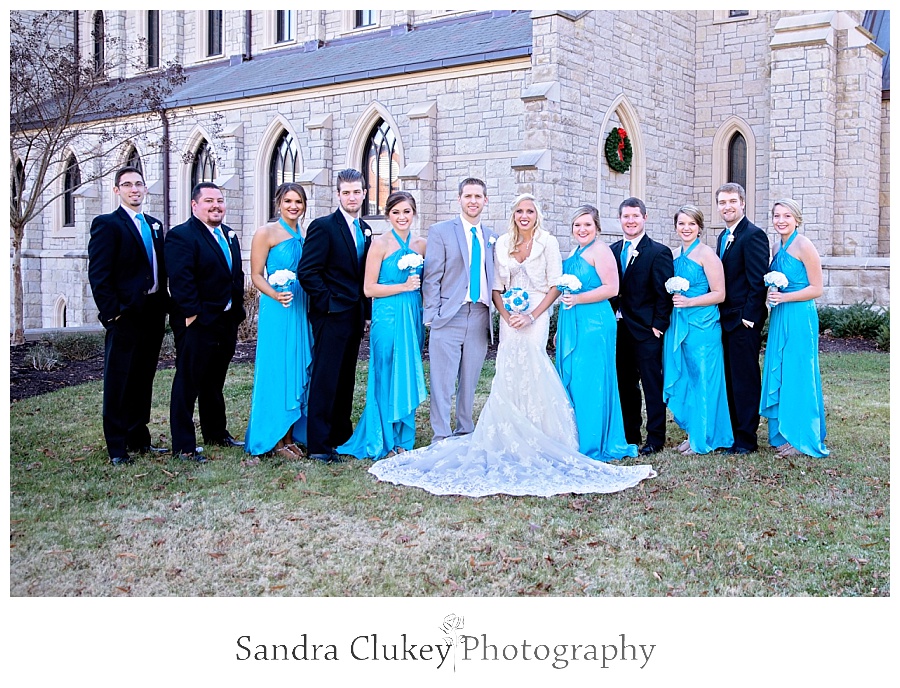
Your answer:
[369,194,656,497]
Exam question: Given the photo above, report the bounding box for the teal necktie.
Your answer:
[213,226,232,270]
[354,218,364,261]
[720,229,730,258]
[620,241,631,272]
[135,213,154,265]
[470,226,481,303]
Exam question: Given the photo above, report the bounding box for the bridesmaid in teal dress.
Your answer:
[338,191,427,460]
[760,199,829,458]
[245,183,313,458]
[662,205,733,455]
[555,205,637,461]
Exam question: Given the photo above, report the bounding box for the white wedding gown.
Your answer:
[369,255,657,497]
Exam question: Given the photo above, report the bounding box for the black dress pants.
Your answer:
[616,323,666,448]
[169,313,238,453]
[722,323,763,451]
[101,294,166,457]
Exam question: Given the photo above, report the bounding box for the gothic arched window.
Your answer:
[92,11,105,74]
[191,140,217,191]
[268,130,300,215]
[64,154,81,227]
[727,132,747,191]
[361,118,400,217]
[125,145,143,174]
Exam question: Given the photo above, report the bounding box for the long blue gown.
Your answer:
[555,241,638,461]
[244,222,313,456]
[759,231,829,457]
[338,230,427,460]
[662,238,733,454]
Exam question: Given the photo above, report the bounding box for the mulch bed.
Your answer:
[8,332,879,403]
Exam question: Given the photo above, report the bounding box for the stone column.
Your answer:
[399,101,437,230]
[300,113,334,220]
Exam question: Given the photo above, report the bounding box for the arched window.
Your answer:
[92,11,105,74]
[361,118,400,217]
[54,296,67,328]
[147,10,160,69]
[727,132,747,191]
[63,154,81,227]
[191,139,217,191]
[125,145,143,174]
[268,130,299,215]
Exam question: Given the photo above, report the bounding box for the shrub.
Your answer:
[238,283,259,343]
[43,331,104,361]
[876,309,890,351]
[30,343,61,371]
[817,301,887,339]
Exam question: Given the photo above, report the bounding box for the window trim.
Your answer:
[197,10,225,60]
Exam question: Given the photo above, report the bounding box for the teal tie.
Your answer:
[213,226,232,270]
[720,229,730,258]
[135,213,154,266]
[469,227,481,304]
[354,218,364,261]
[620,241,631,272]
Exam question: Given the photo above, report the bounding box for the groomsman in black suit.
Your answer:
[165,182,246,459]
[88,166,169,465]
[715,182,770,454]
[610,197,675,456]
[297,169,372,463]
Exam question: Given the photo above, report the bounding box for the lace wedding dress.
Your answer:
[369,236,657,497]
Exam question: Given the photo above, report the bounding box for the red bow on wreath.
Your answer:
[617,128,627,161]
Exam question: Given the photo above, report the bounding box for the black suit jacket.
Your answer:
[164,215,245,326]
[88,206,168,326]
[716,215,770,332]
[610,234,674,341]
[297,209,372,319]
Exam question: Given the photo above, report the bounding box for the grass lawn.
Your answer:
[9,352,889,596]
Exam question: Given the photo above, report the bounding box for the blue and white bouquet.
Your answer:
[502,287,530,314]
[557,274,583,309]
[397,252,424,273]
[665,276,691,294]
[268,269,296,307]
[764,270,788,309]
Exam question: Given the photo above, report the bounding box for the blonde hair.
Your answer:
[772,198,803,227]
[674,204,705,234]
[505,193,545,256]
[570,204,602,232]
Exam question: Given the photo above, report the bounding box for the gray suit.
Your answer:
[423,216,496,440]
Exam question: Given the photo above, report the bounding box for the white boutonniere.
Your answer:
[629,249,639,265]
[487,236,497,248]
[364,228,372,238]
[724,233,735,250]
[228,230,236,240]
[151,222,161,238]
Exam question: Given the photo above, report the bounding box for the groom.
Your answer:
[423,177,496,442]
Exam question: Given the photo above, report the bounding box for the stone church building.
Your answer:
[14,9,890,330]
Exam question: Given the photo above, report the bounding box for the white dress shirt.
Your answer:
[461,214,489,305]
[122,206,158,294]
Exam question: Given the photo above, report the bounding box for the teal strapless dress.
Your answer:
[760,232,829,457]
[555,242,637,461]
[245,224,313,456]
[662,239,733,453]
[338,231,427,460]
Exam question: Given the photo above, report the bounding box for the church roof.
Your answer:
[167,11,533,108]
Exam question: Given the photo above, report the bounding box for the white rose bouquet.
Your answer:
[764,270,789,309]
[397,253,424,273]
[665,276,691,294]
[557,274,583,309]
[268,269,296,307]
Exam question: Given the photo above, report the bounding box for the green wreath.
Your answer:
[605,127,633,174]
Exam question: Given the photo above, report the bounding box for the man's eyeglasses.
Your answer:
[118,182,146,189]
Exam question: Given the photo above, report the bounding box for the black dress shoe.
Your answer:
[110,455,134,466]
[639,444,662,456]
[310,452,343,464]
[208,435,245,448]
[724,446,755,455]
